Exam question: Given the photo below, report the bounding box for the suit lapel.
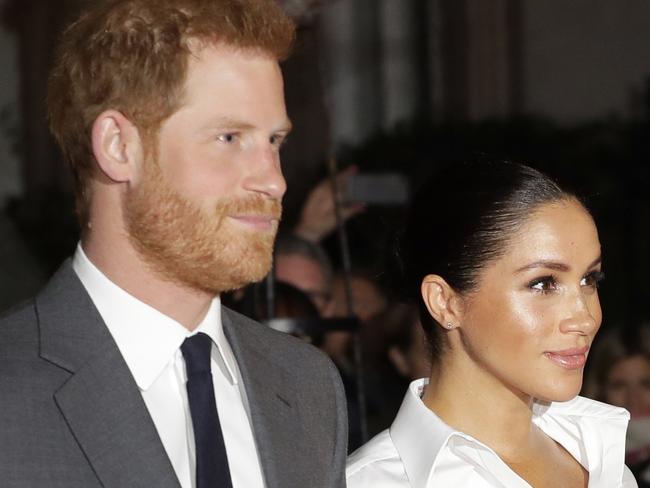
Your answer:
[37,261,180,488]
[222,309,319,488]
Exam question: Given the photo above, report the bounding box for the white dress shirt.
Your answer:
[72,245,266,488]
[347,379,638,488]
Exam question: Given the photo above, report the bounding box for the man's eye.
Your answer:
[270,134,287,147]
[529,276,558,294]
[217,133,237,143]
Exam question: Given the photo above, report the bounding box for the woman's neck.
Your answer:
[422,352,539,462]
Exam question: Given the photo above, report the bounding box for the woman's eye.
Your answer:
[529,276,557,294]
[581,270,605,289]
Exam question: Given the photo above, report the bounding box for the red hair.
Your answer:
[47,0,295,225]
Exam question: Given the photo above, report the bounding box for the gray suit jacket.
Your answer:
[0,261,347,487]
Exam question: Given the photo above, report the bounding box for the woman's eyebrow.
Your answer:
[515,260,570,274]
[514,255,601,274]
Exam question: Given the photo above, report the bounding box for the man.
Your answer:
[0,0,347,487]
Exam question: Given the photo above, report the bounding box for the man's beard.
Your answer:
[124,160,281,294]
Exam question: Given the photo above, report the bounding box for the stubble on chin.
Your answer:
[124,162,281,294]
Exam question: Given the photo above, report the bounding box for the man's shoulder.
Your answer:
[0,293,70,394]
[0,297,39,350]
[0,259,77,348]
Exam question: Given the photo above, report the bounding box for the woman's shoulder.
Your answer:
[346,430,410,487]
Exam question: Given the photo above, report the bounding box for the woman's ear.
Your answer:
[91,109,143,183]
[421,274,463,330]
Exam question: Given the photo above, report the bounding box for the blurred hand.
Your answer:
[294,165,365,243]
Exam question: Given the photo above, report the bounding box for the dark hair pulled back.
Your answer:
[399,160,580,359]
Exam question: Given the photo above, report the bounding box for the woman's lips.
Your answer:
[544,346,589,370]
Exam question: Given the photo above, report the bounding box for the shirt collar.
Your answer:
[390,379,631,488]
[390,379,455,488]
[72,243,239,390]
[532,395,630,485]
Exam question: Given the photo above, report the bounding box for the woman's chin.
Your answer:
[533,378,583,404]
[535,387,581,404]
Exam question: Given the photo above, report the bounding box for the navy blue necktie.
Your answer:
[181,333,233,488]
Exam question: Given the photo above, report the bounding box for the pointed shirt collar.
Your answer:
[71,244,239,390]
[390,379,631,488]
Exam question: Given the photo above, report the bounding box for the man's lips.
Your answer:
[229,215,279,229]
[544,346,589,370]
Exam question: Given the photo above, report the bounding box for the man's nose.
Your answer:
[243,146,286,200]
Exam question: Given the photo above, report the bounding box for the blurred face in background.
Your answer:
[605,354,650,417]
[388,318,431,381]
[274,253,332,313]
[323,274,388,366]
[327,275,387,322]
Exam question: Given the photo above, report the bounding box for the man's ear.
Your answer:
[421,274,463,330]
[91,110,143,183]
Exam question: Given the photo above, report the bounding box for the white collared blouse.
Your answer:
[347,379,637,487]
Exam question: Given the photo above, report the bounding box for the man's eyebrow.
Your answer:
[207,117,255,130]
[278,119,293,133]
[514,255,602,274]
[203,117,293,133]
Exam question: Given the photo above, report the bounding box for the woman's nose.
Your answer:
[559,293,600,335]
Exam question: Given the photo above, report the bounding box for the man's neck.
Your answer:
[81,234,214,331]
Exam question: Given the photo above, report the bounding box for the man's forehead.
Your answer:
[186,38,279,63]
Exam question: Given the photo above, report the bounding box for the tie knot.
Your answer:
[181,332,213,375]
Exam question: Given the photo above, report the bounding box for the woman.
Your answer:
[346,161,636,487]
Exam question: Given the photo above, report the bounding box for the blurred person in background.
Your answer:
[326,269,388,371]
[361,303,432,436]
[271,136,403,449]
[274,235,390,369]
[292,165,364,244]
[257,280,324,345]
[329,270,388,324]
[273,234,354,364]
[277,163,366,364]
[385,304,431,383]
[584,325,650,486]
[274,233,334,314]
[273,235,372,450]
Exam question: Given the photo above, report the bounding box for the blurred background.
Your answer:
[1,0,650,469]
